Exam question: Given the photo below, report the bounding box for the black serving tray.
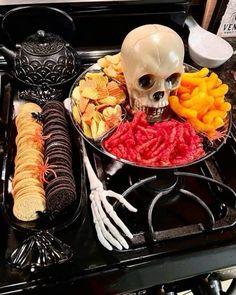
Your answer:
[0,111,88,271]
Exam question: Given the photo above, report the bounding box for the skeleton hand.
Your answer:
[82,140,137,251]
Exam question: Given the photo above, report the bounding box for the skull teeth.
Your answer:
[134,101,167,120]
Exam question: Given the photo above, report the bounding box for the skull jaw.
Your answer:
[134,104,168,123]
[131,94,169,123]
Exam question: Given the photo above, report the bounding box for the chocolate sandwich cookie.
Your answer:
[43,118,68,132]
[46,168,75,182]
[45,145,72,158]
[43,125,69,138]
[45,176,75,195]
[42,107,65,118]
[45,151,72,165]
[46,185,76,212]
[42,100,77,213]
[45,131,71,143]
[47,154,72,169]
[44,139,72,154]
[45,144,72,157]
[45,144,72,158]
[44,139,71,149]
[45,141,72,156]
[42,101,65,114]
[43,113,68,126]
[45,133,72,149]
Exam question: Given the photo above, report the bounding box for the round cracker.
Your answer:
[14,185,45,201]
[15,155,43,168]
[13,193,46,221]
[13,177,43,196]
[12,170,42,187]
[17,119,42,131]
[19,102,42,114]
[16,141,44,153]
[15,113,37,127]
[14,162,39,176]
[15,149,44,164]
[17,140,44,153]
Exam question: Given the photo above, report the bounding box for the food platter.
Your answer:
[1,101,87,270]
[2,111,86,231]
[69,63,232,170]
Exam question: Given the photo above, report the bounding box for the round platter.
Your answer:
[69,63,232,170]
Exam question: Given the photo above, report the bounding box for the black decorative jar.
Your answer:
[0,29,81,87]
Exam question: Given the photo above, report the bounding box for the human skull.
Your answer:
[121,24,185,122]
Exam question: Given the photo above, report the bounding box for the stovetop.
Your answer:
[0,2,236,295]
[0,61,235,295]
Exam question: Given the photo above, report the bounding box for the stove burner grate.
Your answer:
[113,170,236,249]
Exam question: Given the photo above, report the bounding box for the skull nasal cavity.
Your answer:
[153,91,164,101]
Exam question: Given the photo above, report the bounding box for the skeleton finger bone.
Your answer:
[91,192,129,250]
[91,201,123,250]
[92,191,129,249]
[100,193,134,239]
[91,203,113,251]
[106,190,137,212]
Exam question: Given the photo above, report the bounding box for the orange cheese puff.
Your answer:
[190,86,200,96]
[169,95,197,119]
[181,91,206,108]
[196,96,215,118]
[214,96,225,107]
[202,110,227,125]
[198,80,207,93]
[181,94,198,108]
[192,96,214,114]
[181,76,205,87]
[182,67,209,78]
[212,117,224,129]
[216,101,231,112]
[188,117,216,134]
[177,85,191,95]
[180,93,191,101]
[216,78,222,87]
[206,72,218,90]
[208,84,229,97]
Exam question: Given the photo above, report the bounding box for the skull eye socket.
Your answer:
[138,74,155,89]
[165,73,181,89]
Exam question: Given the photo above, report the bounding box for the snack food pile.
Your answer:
[104,111,205,166]
[12,101,76,221]
[12,103,46,221]
[72,71,126,140]
[169,67,231,139]
[97,53,125,84]
[42,101,76,213]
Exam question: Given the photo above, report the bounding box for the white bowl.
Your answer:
[188,26,234,68]
[188,40,233,68]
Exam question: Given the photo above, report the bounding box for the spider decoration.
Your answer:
[37,157,57,184]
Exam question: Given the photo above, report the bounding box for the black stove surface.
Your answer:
[0,2,236,295]
[0,71,236,294]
